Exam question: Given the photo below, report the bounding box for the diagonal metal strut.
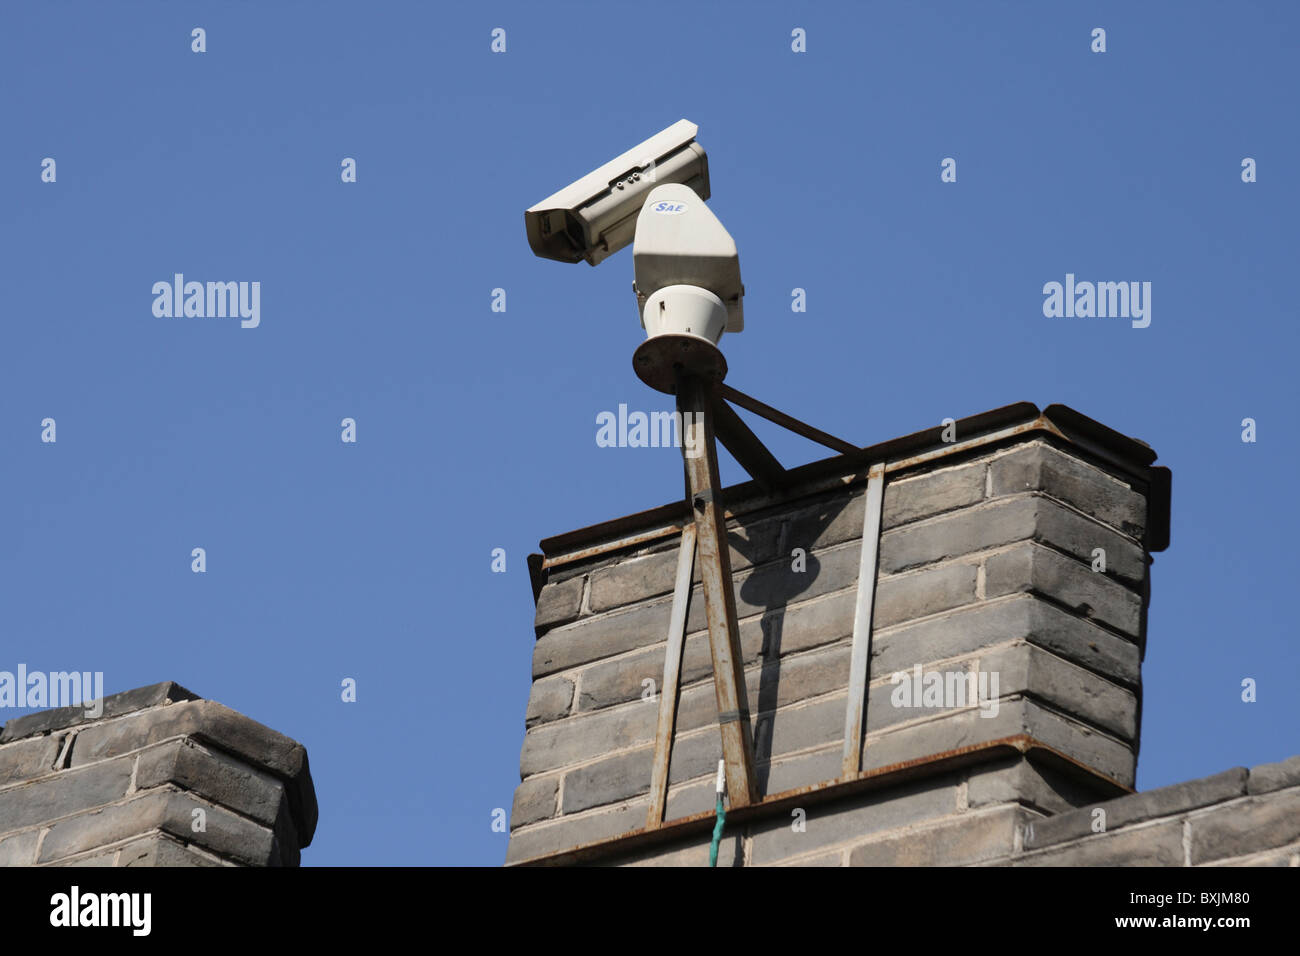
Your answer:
[717,383,859,456]
[711,395,787,490]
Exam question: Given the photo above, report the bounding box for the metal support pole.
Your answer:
[676,372,759,808]
[841,464,885,777]
[646,524,696,829]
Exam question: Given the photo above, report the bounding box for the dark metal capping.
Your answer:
[535,401,1171,576]
[526,553,547,604]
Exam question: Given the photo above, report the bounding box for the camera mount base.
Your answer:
[632,334,728,395]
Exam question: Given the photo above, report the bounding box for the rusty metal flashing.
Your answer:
[537,401,1170,575]
[508,734,1132,867]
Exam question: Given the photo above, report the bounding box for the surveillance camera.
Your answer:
[632,183,744,342]
[524,119,709,266]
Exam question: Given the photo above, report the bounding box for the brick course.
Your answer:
[0,681,316,867]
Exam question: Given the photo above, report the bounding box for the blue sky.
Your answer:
[2,1,1296,865]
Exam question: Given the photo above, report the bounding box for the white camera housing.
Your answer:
[633,183,744,341]
[525,119,709,266]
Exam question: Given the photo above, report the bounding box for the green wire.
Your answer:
[708,793,726,867]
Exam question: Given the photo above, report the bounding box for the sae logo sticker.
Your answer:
[652,201,688,215]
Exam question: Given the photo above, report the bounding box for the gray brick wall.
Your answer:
[1011,758,1300,867]
[0,681,317,867]
[509,430,1176,865]
[507,420,1289,868]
